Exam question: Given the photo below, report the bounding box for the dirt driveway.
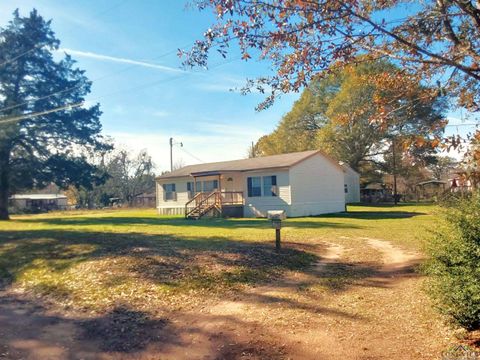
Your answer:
[0,237,454,359]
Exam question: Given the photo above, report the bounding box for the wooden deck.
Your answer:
[185,191,244,219]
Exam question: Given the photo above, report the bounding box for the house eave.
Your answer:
[156,166,293,181]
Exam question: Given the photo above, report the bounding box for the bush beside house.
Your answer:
[425,193,480,330]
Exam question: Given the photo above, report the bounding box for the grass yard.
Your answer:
[0,204,465,359]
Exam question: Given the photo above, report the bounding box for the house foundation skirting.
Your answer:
[157,207,186,216]
[158,205,244,217]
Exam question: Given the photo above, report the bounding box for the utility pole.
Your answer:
[392,136,398,205]
[169,137,183,172]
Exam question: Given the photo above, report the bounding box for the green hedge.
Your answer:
[424,192,480,330]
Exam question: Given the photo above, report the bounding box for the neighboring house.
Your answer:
[9,194,68,212]
[340,162,361,203]
[448,169,480,193]
[155,150,348,219]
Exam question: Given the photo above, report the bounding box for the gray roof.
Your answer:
[416,180,447,186]
[10,194,67,200]
[339,161,359,174]
[157,150,337,179]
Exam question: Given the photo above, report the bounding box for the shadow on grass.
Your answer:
[321,210,426,220]
[0,228,318,293]
[13,215,362,229]
[0,294,291,359]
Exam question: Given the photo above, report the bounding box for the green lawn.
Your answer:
[0,204,439,312]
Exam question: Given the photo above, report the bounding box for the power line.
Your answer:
[0,102,84,125]
[0,43,190,115]
[444,123,478,127]
[0,56,240,126]
[0,0,131,69]
[178,146,204,163]
[80,56,240,105]
[0,43,44,68]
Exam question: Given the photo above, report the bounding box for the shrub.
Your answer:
[424,192,480,330]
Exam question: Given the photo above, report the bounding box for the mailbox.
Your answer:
[267,210,286,251]
[267,210,286,221]
[271,218,282,229]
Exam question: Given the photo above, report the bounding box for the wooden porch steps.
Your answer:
[185,191,221,220]
[185,191,243,220]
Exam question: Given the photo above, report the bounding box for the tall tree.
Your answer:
[256,60,446,173]
[103,149,156,206]
[185,0,480,110]
[0,10,108,219]
[183,0,480,159]
[428,156,457,180]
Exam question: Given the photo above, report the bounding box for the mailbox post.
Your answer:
[267,210,286,252]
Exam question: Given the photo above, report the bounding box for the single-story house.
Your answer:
[9,194,68,212]
[155,150,356,219]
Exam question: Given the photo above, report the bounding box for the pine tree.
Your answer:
[0,10,108,220]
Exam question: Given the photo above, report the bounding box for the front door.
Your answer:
[224,176,235,192]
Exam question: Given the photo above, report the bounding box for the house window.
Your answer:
[203,180,219,192]
[163,183,176,201]
[263,175,278,196]
[195,181,202,193]
[187,182,194,198]
[344,184,348,193]
[247,177,262,197]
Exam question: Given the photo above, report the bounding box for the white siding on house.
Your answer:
[243,170,291,217]
[343,167,361,203]
[156,174,242,215]
[156,177,192,215]
[289,154,345,216]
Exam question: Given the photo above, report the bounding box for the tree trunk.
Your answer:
[0,148,10,220]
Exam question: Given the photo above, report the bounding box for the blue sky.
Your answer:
[1,1,477,170]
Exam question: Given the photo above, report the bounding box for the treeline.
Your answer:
[252,60,450,192]
[66,146,156,209]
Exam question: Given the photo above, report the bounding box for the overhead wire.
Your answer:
[177,145,204,163]
[0,0,132,69]
[0,102,84,124]
[0,42,190,115]
[0,56,240,126]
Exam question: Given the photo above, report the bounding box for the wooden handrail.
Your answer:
[185,191,244,219]
[185,190,219,218]
[220,191,244,205]
[185,192,202,208]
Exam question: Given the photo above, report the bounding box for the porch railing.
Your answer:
[220,191,244,205]
[185,191,244,219]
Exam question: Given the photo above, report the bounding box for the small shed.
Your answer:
[9,194,68,212]
[132,193,156,208]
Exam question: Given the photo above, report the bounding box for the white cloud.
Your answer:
[57,48,184,73]
[152,110,170,118]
